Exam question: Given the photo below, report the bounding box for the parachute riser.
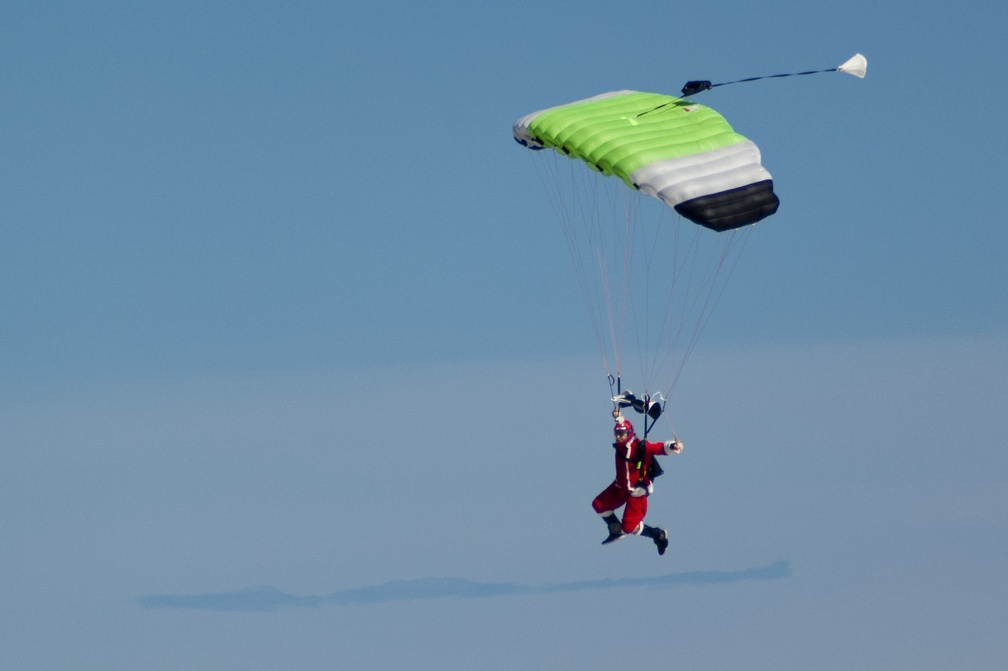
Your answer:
[611,383,668,441]
[641,395,668,441]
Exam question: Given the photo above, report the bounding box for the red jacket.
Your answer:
[612,436,675,493]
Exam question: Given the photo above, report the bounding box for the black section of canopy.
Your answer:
[674,180,780,232]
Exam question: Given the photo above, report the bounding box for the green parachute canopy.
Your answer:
[513,90,779,231]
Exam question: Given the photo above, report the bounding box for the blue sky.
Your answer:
[2,1,1007,669]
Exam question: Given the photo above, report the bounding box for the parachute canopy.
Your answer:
[513,91,779,232]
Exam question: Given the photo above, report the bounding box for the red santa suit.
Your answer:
[592,422,678,535]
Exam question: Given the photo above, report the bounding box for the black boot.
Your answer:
[601,513,625,545]
[641,525,669,555]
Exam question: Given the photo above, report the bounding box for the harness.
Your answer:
[613,439,665,481]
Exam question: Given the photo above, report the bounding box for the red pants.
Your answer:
[592,483,647,534]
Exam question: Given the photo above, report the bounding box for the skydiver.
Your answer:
[591,414,683,555]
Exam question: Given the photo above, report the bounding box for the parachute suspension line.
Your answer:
[593,178,624,382]
[530,151,630,383]
[662,225,753,396]
[627,197,666,401]
[590,165,634,382]
[582,171,621,381]
[644,208,674,398]
[582,163,613,376]
[635,211,704,402]
[611,196,744,407]
[657,222,715,394]
[530,152,609,377]
[613,186,637,382]
[659,212,694,393]
[584,173,637,384]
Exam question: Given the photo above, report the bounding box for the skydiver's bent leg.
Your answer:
[591,483,626,516]
[593,484,629,544]
[621,496,648,535]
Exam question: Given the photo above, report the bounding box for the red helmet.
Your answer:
[614,419,634,441]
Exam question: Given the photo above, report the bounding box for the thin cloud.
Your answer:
[136,560,789,612]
